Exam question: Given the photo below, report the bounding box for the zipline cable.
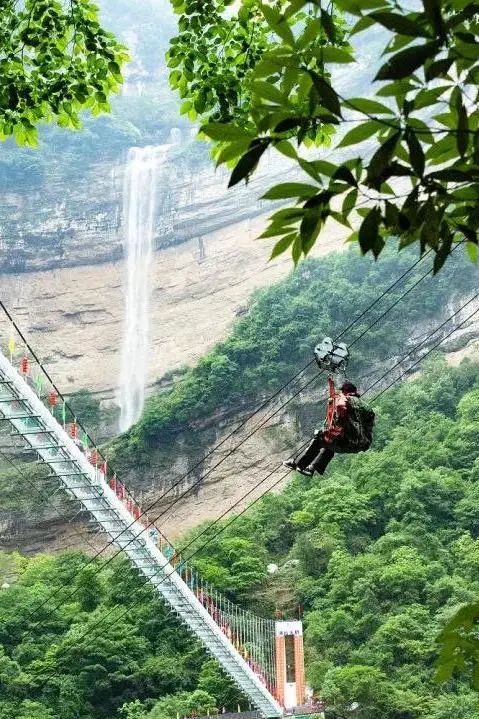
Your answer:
[0,449,107,556]
[26,260,468,636]
[56,296,479,651]
[22,251,442,622]
[0,249,431,527]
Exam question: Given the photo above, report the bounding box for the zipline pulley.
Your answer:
[313,337,349,375]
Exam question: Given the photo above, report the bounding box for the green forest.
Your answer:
[3,358,479,718]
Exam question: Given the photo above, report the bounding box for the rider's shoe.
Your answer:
[302,466,314,477]
[283,459,297,471]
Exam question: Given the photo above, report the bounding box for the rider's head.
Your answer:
[341,381,359,396]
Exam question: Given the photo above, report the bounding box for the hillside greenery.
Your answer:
[114,246,477,465]
[0,552,241,719]
[4,359,479,718]
[185,358,479,718]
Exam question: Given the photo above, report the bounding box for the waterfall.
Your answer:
[118,146,167,432]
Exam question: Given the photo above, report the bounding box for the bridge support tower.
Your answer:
[275,621,306,709]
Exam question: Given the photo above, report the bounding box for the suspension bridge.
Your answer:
[1,251,478,717]
[0,315,307,717]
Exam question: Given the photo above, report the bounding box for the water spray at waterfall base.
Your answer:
[119,146,166,433]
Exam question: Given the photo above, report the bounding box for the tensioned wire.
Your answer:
[31,294,479,682]
[0,337,432,559]
[0,448,109,556]
[21,250,451,623]
[23,248,453,625]
[0,249,431,573]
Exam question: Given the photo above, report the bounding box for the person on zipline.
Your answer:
[284,379,375,476]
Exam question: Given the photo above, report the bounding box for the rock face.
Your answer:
[0,161,352,553]
[0,207,347,400]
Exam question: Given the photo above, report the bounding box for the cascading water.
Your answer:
[118,146,167,432]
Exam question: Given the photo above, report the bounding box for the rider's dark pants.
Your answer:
[296,432,336,475]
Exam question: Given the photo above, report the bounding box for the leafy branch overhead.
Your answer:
[168,0,479,272]
[0,0,128,146]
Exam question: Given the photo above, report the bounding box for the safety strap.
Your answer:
[325,377,337,429]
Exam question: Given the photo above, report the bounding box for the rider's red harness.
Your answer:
[324,378,347,442]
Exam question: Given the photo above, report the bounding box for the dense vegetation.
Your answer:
[0,552,241,719]
[0,0,127,146]
[116,246,477,464]
[186,358,479,718]
[4,359,479,718]
[0,0,199,193]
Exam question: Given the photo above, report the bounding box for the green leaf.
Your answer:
[426,135,456,163]
[308,72,342,117]
[300,206,323,251]
[269,233,296,259]
[321,47,354,64]
[260,224,296,239]
[228,142,268,187]
[252,81,286,105]
[456,96,469,159]
[297,18,323,50]
[342,189,358,216]
[370,11,431,37]
[275,140,298,159]
[435,659,457,684]
[292,235,302,265]
[338,120,381,147]
[262,183,319,200]
[200,123,253,141]
[330,210,352,229]
[271,208,306,222]
[333,165,357,186]
[367,131,401,186]
[259,4,295,46]
[350,15,375,35]
[358,207,383,257]
[375,41,440,81]
[320,9,337,43]
[422,0,446,37]
[466,241,478,263]
[335,0,388,11]
[299,158,336,181]
[406,131,425,176]
[215,140,251,166]
[425,57,453,81]
[345,97,394,115]
[429,168,476,182]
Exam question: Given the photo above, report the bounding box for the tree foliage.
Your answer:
[0,554,241,719]
[187,358,479,718]
[168,0,479,271]
[0,0,128,146]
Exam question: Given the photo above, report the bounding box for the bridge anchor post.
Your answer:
[275,621,306,710]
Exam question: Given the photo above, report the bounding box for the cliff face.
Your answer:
[0,206,347,401]
[0,205,351,553]
[3,253,479,555]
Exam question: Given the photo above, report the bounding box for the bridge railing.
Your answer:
[0,317,278,700]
